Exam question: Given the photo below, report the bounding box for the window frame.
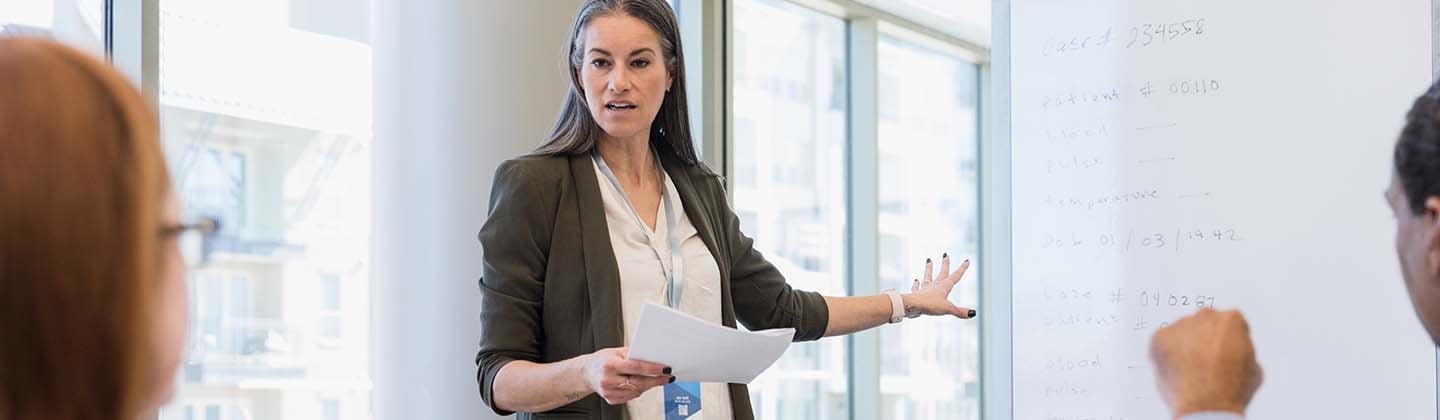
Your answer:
[108,0,156,99]
[702,0,992,419]
[107,2,157,419]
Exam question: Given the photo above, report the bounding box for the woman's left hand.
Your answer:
[906,255,976,319]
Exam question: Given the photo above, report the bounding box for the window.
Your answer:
[878,0,989,31]
[176,401,250,420]
[876,34,981,420]
[182,146,248,232]
[319,275,343,341]
[856,0,990,44]
[0,0,104,54]
[157,1,373,419]
[732,0,849,418]
[730,0,984,417]
[321,398,341,420]
[191,271,261,356]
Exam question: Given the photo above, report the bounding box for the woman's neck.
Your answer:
[597,134,658,186]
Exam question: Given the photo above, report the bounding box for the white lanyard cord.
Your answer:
[593,150,686,309]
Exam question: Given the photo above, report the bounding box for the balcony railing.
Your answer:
[185,317,307,383]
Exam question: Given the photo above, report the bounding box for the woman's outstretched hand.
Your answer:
[906,255,976,319]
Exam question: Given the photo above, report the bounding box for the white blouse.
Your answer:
[592,158,734,420]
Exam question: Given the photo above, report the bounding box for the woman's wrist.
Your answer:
[900,293,923,318]
[564,353,598,403]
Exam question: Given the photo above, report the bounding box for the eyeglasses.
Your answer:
[163,216,221,267]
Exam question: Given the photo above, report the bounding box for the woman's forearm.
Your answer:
[823,294,911,337]
[492,355,594,413]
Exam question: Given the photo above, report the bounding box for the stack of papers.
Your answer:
[628,302,795,384]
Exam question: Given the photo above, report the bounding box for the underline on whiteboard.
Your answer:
[1176,192,1212,200]
[1135,123,1179,131]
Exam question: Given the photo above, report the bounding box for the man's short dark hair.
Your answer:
[1396,80,1440,215]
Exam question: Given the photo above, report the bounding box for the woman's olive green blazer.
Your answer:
[475,152,830,419]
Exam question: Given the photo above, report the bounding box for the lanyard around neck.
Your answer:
[593,150,686,309]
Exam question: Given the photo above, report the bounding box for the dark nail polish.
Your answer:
[967,309,978,318]
[663,367,672,375]
[668,376,677,383]
[943,253,948,259]
[926,258,932,263]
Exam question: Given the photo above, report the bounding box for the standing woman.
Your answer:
[475,1,976,418]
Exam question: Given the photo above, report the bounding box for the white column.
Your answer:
[371,1,584,419]
[846,16,882,420]
[981,1,1014,419]
[981,0,1014,419]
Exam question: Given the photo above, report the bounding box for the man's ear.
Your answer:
[1425,196,1440,275]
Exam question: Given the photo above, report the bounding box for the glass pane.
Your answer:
[156,1,373,419]
[322,276,341,310]
[856,0,990,42]
[732,0,848,418]
[896,0,989,31]
[877,34,981,420]
[321,399,340,420]
[0,0,105,55]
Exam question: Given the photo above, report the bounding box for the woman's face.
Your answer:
[578,14,672,142]
[145,194,189,412]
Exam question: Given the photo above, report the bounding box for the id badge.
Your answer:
[663,381,702,420]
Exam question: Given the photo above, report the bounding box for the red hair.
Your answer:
[0,38,171,419]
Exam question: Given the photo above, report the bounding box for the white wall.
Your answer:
[371,1,585,419]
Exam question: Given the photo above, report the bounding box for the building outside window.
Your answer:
[732,0,850,418]
[875,34,981,420]
[156,1,373,419]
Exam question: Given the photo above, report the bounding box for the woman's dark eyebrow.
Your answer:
[586,47,655,58]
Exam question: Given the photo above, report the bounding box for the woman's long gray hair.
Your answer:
[533,0,699,165]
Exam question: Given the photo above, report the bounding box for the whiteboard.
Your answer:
[1009,1,1438,419]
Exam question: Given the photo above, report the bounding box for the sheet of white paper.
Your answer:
[627,302,795,384]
